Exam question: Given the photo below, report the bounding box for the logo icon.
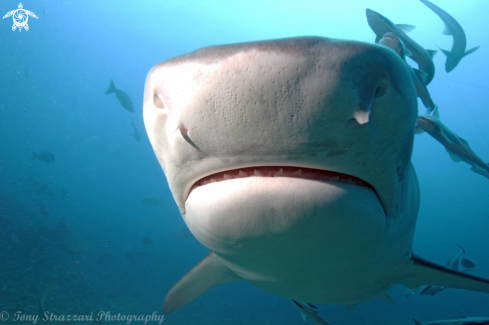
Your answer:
[3,3,38,32]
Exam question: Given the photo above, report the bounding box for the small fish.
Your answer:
[420,0,480,72]
[379,32,437,114]
[105,79,134,113]
[131,120,142,141]
[420,245,477,296]
[141,198,163,206]
[416,115,489,179]
[419,285,444,296]
[32,151,55,163]
[292,300,331,325]
[126,251,150,262]
[38,202,49,218]
[366,8,437,85]
[446,245,476,272]
[414,316,489,325]
[143,237,153,245]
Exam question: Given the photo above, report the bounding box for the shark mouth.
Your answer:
[188,166,375,197]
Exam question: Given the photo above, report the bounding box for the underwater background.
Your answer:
[1,1,488,324]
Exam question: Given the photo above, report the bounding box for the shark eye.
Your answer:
[153,94,165,109]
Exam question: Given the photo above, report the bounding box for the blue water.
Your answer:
[1,1,488,324]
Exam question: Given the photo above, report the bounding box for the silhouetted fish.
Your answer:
[143,237,153,245]
[105,79,134,113]
[131,120,142,141]
[32,152,55,163]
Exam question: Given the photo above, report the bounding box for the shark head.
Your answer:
[144,37,421,307]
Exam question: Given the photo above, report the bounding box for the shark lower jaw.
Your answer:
[184,175,388,273]
[185,166,382,212]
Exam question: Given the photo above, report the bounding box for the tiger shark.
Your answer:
[142,37,489,315]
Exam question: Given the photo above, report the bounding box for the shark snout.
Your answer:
[143,37,417,216]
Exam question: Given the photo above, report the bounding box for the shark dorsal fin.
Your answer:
[162,252,242,315]
[413,68,429,85]
[396,24,415,33]
[426,49,438,58]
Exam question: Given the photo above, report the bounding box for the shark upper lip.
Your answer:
[187,166,377,201]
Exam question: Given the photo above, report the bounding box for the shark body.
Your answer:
[420,0,480,72]
[379,32,436,114]
[143,37,489,315]
[416,114,489,179]
[366,8,437,85]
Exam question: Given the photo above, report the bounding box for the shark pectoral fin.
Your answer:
[378,293,396,306]
[162,252,242,315]
[404,48,413,57]
[345,304,359,313]
[426,49,438,59]
[464,46,480,57]
[438,47,452,57]
[396,24,415,32]
[447,150,462,162]
[396,253,489,294]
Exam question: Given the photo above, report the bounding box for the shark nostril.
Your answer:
[374,82,388,98]
[154,94,165,108]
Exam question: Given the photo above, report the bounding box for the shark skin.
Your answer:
[420,0,480,73]
[142,37,489,315]
[366,8,437,85]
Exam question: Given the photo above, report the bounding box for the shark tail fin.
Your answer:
[464,46,480,57]
[105,79,116,94]
[396,253,489,294]
[32,152,38,160]
[162,252,242,315]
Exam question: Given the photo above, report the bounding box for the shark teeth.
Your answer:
[191,167,371,194]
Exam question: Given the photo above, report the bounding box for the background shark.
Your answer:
[143,37,489,315]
